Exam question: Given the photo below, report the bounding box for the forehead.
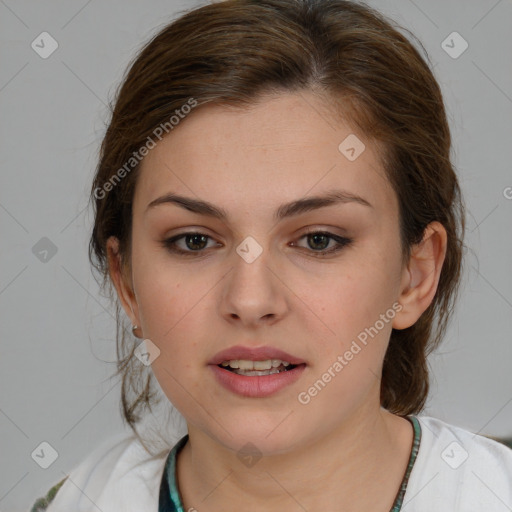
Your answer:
[134,91,395,220]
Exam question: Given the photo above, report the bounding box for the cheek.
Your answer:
[132,243,193,334]
[294,267,397,414]
[298,259,396,355]
[135,269,205,405]
[131,251,215,376]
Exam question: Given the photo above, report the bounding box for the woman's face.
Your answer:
[112,91,412,454]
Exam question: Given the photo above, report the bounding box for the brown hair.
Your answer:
[88,0,466,432]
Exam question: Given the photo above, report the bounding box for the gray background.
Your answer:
[1,0,511,510]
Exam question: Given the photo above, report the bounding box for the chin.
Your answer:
[200,416,307,457]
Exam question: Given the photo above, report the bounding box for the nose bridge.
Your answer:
[230,234,273,293]
[220,233,287,323]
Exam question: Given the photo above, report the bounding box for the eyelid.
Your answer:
[292,230,353,255]
[161,227,353,258]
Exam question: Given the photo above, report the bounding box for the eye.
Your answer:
[291,230,353,257]
[161,232,219,256]
[161,230,353,258]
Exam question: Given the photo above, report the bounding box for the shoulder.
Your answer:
[403,415,512,511]
[416,415,512,468]
[29,430,172,512]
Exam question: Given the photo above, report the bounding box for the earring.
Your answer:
[132,324,142,338]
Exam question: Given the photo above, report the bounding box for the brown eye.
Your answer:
[161,230,353,258]
[306,233,331,251]
[162,232,218,255]
[293,231,353,257]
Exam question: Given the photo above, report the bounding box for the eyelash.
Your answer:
[161,230,353,258]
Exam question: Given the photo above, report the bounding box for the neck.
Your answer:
[176,404,414,512]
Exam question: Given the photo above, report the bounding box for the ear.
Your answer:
[392,221,448,330]
[106,236,142,336]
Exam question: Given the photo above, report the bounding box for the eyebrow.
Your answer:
[145,189,373,221]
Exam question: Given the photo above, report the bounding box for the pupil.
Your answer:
[186,234,207,251]
[308,233,328,250]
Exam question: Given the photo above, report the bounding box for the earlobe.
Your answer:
[392,221,447,330]
[106,236,141,332]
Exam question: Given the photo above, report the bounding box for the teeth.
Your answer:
[234,367,282,376]
[220,359,292,370]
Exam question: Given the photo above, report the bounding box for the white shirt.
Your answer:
[40,415,512,511]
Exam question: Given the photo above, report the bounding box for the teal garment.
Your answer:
[159,415,422,512]
[30,477,68,512]
[391,416,422,511]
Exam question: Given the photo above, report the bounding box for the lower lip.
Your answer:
[209,364,306,398]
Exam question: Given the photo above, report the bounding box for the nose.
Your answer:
[219,240,289,327]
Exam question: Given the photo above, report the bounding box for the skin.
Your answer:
[107,90,447,511]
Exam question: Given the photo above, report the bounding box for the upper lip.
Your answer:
[209,345,306,366]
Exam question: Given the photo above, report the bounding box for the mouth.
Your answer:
[208,345,307,397]
[217,359,301,376]
[209,345,306,367]
[210,359,306,397]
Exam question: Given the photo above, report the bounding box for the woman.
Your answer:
[31,0,512,511]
